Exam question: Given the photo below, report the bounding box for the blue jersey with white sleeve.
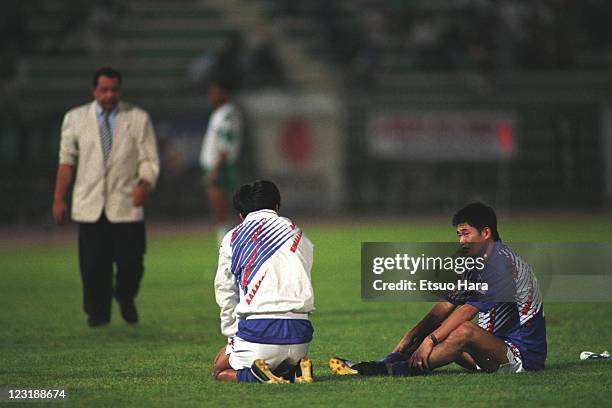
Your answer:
[446,241,547,370]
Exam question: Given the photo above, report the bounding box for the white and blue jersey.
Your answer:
[214,209,315,345]
[199,102,242,170]
[446,241,547,370]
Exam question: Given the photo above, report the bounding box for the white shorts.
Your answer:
[496,341,524,373]
[226,336,310,371]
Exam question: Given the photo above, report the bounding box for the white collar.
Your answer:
[243,209,278,222]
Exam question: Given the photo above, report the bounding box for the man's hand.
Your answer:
[53,199,69,224]
[409,336,434,371]
[132,180,151,207]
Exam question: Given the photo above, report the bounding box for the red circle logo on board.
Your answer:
[279,118,315,166]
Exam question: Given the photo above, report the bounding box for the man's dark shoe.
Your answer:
[117,300,138,324]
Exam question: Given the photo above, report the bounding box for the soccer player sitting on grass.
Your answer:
[213,180,315,384]
[330,203,547,376]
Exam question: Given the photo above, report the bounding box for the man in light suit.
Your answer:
[53,66,160,327]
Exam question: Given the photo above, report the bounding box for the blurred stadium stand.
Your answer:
[1,0,612,224]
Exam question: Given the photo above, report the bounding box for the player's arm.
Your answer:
[393,300,456,355]
[429,303,479,344]
[53,113,77,224]
[409,303,479,370]
[214,236,239,338]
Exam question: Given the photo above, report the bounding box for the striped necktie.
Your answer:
[100,110,112,162]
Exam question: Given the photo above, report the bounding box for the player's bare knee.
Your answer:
[212,364,225,380]
[213,345,229,377]
[212,358,226,380]
[449,321,477,344]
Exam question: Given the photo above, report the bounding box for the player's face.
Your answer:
[93,76,121,110]
[208,84,227,108]
[456,223,490,256]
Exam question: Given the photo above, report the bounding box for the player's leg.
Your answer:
[353,323,505,376]
[234,338,291,383]
[330,351,403,375]
[455,352,479,371]
[207,185,230,243]
[207,165,237,243]
[427,321,510,372]
[214,337,291,383]
[208,185,229,223]
[213,344,237,382]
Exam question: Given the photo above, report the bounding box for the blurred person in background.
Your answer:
[52,66,159,327]
[199,76,243,244]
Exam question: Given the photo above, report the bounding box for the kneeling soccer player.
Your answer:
[330,202,547,376]
[213,180,315,384]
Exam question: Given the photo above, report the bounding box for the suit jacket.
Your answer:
[59,100,160,223]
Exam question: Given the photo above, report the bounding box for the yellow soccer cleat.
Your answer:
[251,359,290,384]
[328,357,359,375]
[295,358,314,383]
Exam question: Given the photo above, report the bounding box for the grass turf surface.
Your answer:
[1,215,612,407]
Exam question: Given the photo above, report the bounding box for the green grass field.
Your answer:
[2,215,612,407]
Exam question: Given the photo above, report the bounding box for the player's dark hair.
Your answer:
[210,73,237,93]
[93,66,122,87]
[452,202,501,241]
[233,180,281,217]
